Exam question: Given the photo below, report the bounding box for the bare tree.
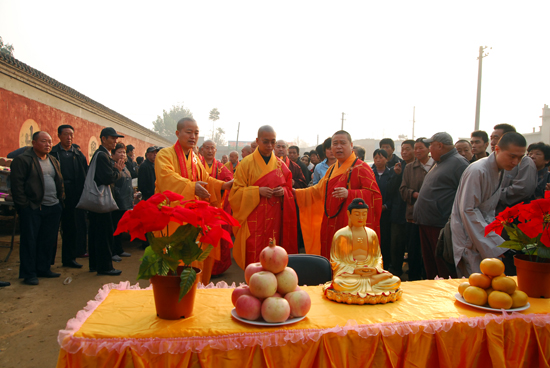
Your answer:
[212,127,227,147]
[209,108,220,139]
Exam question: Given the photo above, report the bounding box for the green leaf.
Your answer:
[196,244,214,262]
[137,247,162,280]
[537,246,550,259]
[498,240,524,251]
[179,267,197,301]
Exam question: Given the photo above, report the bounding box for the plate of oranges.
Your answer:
[455,258,530,312]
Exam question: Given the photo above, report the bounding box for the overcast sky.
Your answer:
[1,1,549,147]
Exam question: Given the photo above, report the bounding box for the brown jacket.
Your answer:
[10,148,64,210]
[399,158,429,221]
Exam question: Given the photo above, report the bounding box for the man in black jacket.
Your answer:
[11,131,64,285]
[88,127,125,276]
[125,144,138,179]
[288,145,311,184]
[50,125,89,268]
[138,146,158,200]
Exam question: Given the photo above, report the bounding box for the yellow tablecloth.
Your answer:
[57,278,550,368]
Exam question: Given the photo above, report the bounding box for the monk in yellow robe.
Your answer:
[154,118,233,284]
[224,150,239,174]
[295,130,383,260]
[229,125,298,270]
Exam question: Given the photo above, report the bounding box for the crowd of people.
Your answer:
[2,119,546,288]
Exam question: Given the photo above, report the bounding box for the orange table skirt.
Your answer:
[56,279,550,368]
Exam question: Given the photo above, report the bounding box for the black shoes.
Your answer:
[112,255,122,262]
[97,269,122,276]
[0,281,10,287]
[119,252,131,257]
[37,271,61,278]
[63,260,83,268]
[24,277,39,285]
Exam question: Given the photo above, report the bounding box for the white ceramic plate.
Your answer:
[231,308,306,326]
[454,293,530,312]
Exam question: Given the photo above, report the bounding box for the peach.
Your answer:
[235,295,262,321]
[284,290,311,317]
[275,267,298,295]
[244,262,264,284]
[231,285,252,307]
[261,297,290,323]
[249,271,278,299]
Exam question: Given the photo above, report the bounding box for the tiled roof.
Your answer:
[0,52,170,144]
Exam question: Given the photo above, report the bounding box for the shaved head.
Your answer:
[229,151,239,164]
[258,125,275,138]
[203,139,216,147]
[176,117,197,131]
[275,140,288,159]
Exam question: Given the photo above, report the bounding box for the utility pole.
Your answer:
[341,112,345,130]
[474,46,491,131]
[235,122,240,150]
[412,106,415,140]
[317,134,319,145]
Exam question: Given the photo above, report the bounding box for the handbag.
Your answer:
[76,151,119,213]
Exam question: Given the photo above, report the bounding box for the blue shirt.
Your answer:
[312,159,330,185]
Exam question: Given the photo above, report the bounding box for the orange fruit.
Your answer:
[485,287,494,298]
[458,282,470,296]
[480,258,505,277]
[469,273,492,289]
[463,286,488,306]
[492,276,517,295]
[510,290,529,308]
[488,291,513,309]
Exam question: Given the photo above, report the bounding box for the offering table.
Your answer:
[56,278,550,368]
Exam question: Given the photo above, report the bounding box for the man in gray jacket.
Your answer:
[413,132,469,279]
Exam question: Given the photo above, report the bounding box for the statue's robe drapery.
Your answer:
[154,143,224,284]
[296,153,383,259]
[329,226,400,297]
[229,149,298,269]
[201,157,234,276]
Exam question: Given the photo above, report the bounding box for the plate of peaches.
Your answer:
[455,258,530,313]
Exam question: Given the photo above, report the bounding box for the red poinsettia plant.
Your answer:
[485,192,550,262]
[114,190,239,300]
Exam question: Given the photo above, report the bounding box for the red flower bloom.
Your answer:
[517,198,550,246]
[484,203,522,237]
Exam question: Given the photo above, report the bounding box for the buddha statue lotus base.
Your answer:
[323,284,403,305]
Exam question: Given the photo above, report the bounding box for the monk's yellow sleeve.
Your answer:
[296,178,327,255]
[154,147,195,200]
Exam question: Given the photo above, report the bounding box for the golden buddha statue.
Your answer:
[323,198,402,304]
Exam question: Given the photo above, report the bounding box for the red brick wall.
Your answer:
[0,88,161,162]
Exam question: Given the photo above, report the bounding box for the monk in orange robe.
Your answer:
[154,118,233,284]
[229,125,298,269]
[224,151,239,174]
[200,140,234,276]
[295,130,383,260]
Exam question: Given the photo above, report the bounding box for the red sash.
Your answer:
[174,142,198,180]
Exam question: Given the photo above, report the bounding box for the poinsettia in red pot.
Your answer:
[485,193,550,298]
[115,191,239,319]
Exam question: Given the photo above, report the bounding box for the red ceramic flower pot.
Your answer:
[150,267,202,320]
[514,255,550,298]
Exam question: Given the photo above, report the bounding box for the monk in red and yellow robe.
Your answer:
[154,120,232,284]
[200,154,234,275]
[296,142,382,260]
[229,128,298,270]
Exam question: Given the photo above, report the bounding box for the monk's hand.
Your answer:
[259,187,274,198]
[222,180,233,191]
[332,187,348,199]
[394,162,402,175]
[114,159,125,172]
[273,186,284,197]
[195,181,210,199]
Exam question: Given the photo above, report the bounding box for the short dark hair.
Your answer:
[32,131,42,141]
[176,117,197,131]
[379,138,395,150]
[289,145,299,154]
[112,142,126,155]
[323,138,332,151]
[493,124,516,134]
[309,150,319,158]
[497,132,526,150]
[471,130,489,143]
[332,130,352,143]
[402,139,415,149]
[316,144,325,160]
[527,142,550,160]
[57,124,75,135]
[353,145,366,160]
[456,139,472,146]
[303,151,310,156]
[136,156,144,165]
[415,137,429,149]
[373,148,388,159]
